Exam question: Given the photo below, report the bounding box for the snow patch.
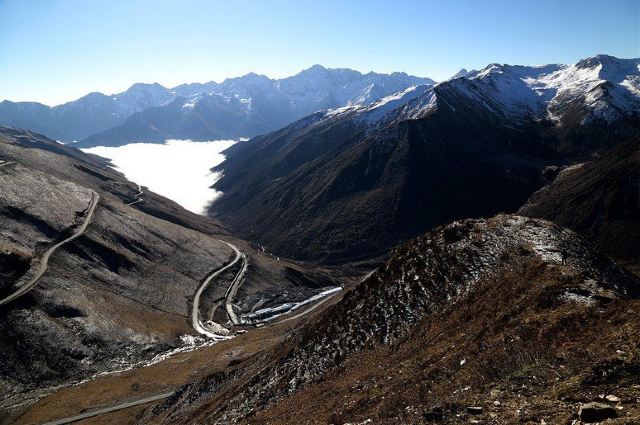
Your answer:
[561,291,597,306]
[241,287,342,323]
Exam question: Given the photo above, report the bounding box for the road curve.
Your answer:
[191,241,242,339]
[40,391,173,425]
[224,252,248,325]
[0,190,100,306]
[125,184,143,206]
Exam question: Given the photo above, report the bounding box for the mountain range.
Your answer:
[209,54,640,262]
[0,66,434,146]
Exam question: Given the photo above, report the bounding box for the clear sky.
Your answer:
[0,0,638,106]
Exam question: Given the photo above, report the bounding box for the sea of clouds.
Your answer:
[83,139,237,214]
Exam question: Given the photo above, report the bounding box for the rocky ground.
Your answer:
[146,215,640,424]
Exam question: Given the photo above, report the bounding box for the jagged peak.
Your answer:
[450,68,470,79]
[74,91,110,102]
[225,72,272,84]
[576,54,625,69]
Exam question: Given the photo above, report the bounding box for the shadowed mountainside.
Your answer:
[208,55,640,263]
[520,137,639,274]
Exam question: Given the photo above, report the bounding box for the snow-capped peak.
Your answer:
[456,55,640,124]
[314,55,639,137]
[450,68,471,80]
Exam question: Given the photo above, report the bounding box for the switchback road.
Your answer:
[191,241,245,338]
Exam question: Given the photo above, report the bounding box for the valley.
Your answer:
[0,127,354,424]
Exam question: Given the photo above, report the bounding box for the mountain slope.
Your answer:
[520,137,640,273]
[0,127,341,414]
[209,55,640,262]
[147,215,640,424]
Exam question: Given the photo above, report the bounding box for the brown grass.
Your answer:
[245,257,640,424]
[10,318,303,425]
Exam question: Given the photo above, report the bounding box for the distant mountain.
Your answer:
[0,66,434,146]
[76,66,434,147]
[450,68,472,79]
[520,137,640,273]
[0,83,176,142]
[209,55,640,262]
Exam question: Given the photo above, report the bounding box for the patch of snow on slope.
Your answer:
[361,85,427,123]
[322,85,435,126]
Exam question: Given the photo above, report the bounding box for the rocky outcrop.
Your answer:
[579,402,618,423]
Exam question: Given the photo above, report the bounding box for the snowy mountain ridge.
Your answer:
[317,54,640,131]
[461,54,640,123]
[1,65,434,144]
[207,55,639,262]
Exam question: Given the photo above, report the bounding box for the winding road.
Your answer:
[29,243,362,424]
[191,240,245,339]
[0,190,100,306]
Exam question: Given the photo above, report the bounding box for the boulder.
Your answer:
[579,402,618,423]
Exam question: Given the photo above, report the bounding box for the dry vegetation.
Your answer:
[251,257,640,424]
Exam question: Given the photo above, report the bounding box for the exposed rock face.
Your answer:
[0,127,339,412]
[520,137,640,273]
[209,55,640,262]
[147,215,640,424]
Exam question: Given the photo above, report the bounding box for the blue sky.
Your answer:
[0,0,638,105]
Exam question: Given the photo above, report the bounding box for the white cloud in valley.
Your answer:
[83,139,237,214]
